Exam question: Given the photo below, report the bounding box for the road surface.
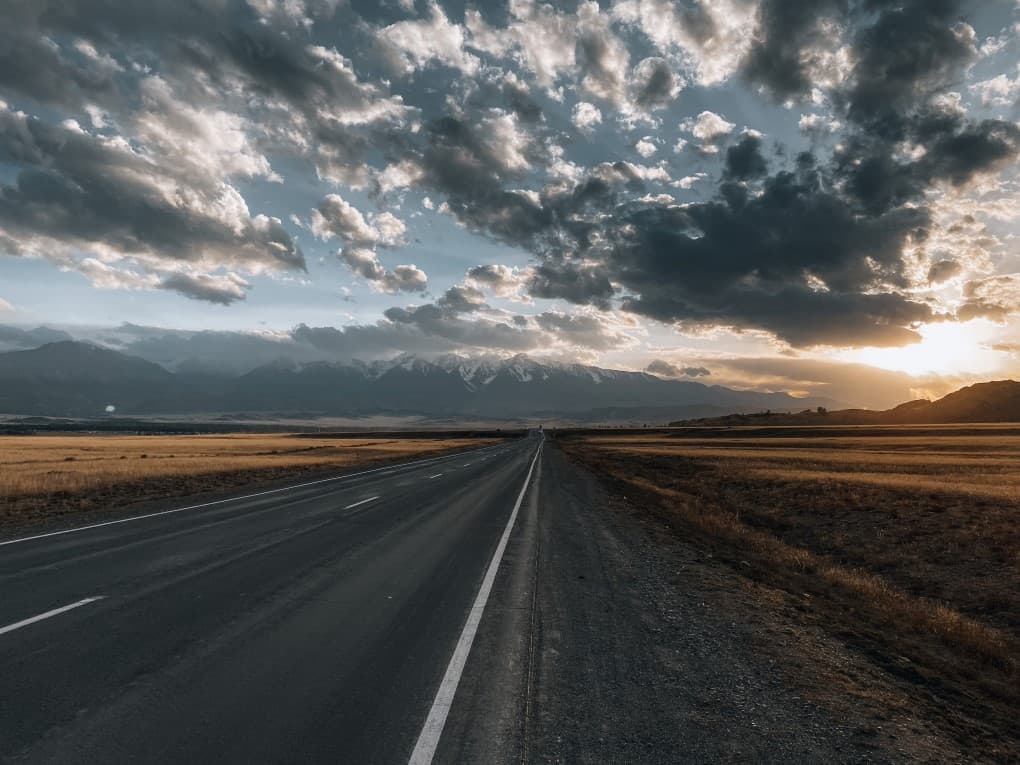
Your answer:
[1,434,543,764]
[0,432,955,763]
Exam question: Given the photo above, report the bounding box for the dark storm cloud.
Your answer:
[2,0,1017,351]
[7,1,381,120]
[409,0,1018,349]
[741,0,847,102]
[723,133,769,181]
[158,273,248,305]
[836,114,1020,215]
[514,155,936,347]
[412,114,555,245]
[527,263,616,309]
[845,0,976,136]
[631,57,679,110]
[742,0,1019,211]
[0,108,302,272]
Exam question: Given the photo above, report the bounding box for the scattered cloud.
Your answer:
[1,0,1018,390]
[645,359,711,378]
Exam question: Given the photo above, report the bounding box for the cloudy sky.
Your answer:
[2,0,1020,407]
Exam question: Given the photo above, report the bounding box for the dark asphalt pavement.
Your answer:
[0,434,542,764]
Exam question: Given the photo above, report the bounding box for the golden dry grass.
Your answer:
[0,433,501,530]
[558,427,1020,752]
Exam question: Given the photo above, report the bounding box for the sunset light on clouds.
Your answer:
[1,0,1019,408]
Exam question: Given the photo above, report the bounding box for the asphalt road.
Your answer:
[0,430,946,764]
[0,433,543,764]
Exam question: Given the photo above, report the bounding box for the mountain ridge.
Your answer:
[0,341,838,421]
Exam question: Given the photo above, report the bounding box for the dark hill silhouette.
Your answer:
[0,341,178,417]
[673,380,1020,426]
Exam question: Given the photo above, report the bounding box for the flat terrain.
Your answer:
[557,426,1020,760]
[1,432,961,764]
[0,433,504,533]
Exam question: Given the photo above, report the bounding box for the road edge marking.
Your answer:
[0,597,106,636]
[408,436,543,765]
[0,442,509,548]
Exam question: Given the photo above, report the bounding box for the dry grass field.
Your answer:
[557,427,1020,757]
[0,433,502,531]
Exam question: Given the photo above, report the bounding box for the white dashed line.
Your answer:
[0,597,106,637]
[427,473,444,480]
[343,496,379,510]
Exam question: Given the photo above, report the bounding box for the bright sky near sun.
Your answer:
[1,0,1020,407]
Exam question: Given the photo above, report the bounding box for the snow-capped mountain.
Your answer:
[0,343,840,421]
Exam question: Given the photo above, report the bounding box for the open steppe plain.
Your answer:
[557,425,1020,760]
[0,432,505,533]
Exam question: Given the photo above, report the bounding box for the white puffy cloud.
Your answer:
[970,70,1020,106]
[341,248,427,293]
[373,212,408,248]
[686,110,735,141]
[310,194,423,292]
[310,194,378,244]
[465,264,531,299]
[681,110,736,152]
[465,0,578,91]
[613,0,759,86]
[381,1,479,76]
[635,137,657,157]
[798,112,842,135]
[571,101,603,133]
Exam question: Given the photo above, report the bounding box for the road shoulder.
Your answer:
[520,445,966,764]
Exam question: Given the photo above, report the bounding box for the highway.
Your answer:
[0,430,913,764]
[0,433,543,764]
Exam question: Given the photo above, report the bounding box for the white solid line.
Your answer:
[0,597,106,636]
[343,496,379,510]
[0,442,505,548]
[427,473,444,479]
[408,436,543,765]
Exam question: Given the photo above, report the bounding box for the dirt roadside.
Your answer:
[525,445,982,763]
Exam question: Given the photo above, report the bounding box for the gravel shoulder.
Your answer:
[520,445,970,764]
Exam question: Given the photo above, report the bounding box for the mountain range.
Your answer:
[0,341,838,422]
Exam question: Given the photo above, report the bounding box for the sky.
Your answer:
[1,0,1020,408]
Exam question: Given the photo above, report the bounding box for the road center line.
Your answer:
[408,436,543,765]
[0,597,106,636]
[343,496,379,510]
